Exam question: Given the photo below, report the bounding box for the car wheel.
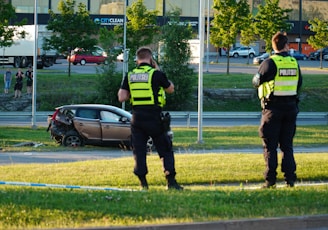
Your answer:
[147,137,155,152]
[72,62,77,65]
[233,53,239,58]
[62,131,84,147]
[249,53,255,58]
[80,59,86,65]
[303,56,307,60]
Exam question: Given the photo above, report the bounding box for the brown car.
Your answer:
[47,104,133,148]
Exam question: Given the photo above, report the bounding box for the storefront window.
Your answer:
[12,0,49,13]
[166,0,199,16]
[90,0,125,15]
[51,0,88,13]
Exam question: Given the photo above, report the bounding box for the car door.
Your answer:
[73,108,101,141]
[99,110,131,142]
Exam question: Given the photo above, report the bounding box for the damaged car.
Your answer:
[47,104,172,150]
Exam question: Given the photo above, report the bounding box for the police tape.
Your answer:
[0,181,134,191]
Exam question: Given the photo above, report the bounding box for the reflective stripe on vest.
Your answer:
[271,55,299,96]
[128,65,166,107]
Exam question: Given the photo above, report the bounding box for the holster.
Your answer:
[161,112,171,133]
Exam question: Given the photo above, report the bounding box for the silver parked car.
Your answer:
[253,53,270,65]
[229,46,256,58]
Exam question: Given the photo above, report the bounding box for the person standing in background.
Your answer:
[3,68,12,94]
[25,66,33,95]
[14,68,24,98]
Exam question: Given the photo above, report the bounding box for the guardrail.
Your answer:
[0,111,327,126]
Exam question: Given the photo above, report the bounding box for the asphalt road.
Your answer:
[47,56,328,74]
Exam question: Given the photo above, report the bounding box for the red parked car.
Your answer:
[68,46,108,65]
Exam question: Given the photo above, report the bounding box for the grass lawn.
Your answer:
[0,125,328,229]
[0,153,327,229]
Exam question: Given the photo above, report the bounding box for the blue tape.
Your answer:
[0,181,134,191]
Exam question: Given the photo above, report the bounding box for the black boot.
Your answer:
[166,175,183,190]
[138,175,148,190]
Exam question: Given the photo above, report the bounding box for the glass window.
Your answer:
[165,0,199,16]
[12,0,49,13]
[90,0,125,15]
[51,0,88,13]
[100,111,120,122]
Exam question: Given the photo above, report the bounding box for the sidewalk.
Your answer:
[84,215,328,230]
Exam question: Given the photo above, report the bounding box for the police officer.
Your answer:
[252,32,303,188]
[118,46,183,190]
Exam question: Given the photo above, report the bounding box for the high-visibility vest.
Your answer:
[258,55,299,99]
[128,65,166,107]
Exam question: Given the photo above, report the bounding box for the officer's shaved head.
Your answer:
[136,47,153,60]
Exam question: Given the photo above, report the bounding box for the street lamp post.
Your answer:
[31,0,38,129]
[122,0,128,110]
[299,0,302,53]
[197,0,205,144]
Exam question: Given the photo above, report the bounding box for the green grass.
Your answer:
[1,125,328,151]
[0,154,328,229]
[0,67,327,229]
[1,68,327,111]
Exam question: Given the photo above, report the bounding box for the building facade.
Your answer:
[7,0,328,54]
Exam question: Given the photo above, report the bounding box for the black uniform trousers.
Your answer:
[131,107,176,177]
[259,101,298,184]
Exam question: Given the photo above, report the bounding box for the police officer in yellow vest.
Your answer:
[118,46,183,190]
[252,32,303,188]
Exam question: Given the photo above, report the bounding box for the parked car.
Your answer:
[47,104,172,150]
[290,51,308,60]
[229,46,256,58]
[308,47,328,60]
[68,46,108,65]
[323,54,328,61]
[253,53,270,65]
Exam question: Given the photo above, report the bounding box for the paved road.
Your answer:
[1,146,327,165]
[48,57,328,75]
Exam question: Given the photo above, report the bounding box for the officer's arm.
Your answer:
[165,80,174,94]
[118,89,130,102]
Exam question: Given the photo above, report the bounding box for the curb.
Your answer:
[63,215,328,230]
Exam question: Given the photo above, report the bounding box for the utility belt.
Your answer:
[261,96,297,109]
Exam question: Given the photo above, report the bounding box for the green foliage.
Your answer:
[307,17,328,68]
[95,27,123,107]
[45,0,99,76]
[240,15,258,64]
[253,0,292,53]
[160,10,195,110]
[210,0,250,74]
[114,0,160,69]
[0,0,27,48]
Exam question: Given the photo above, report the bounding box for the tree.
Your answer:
[0,0,27,59]
[307,18,328,69]
[240,14,258,65]
[253,0,292,53]
[45,0,99,77]
[210,0,250,74]
[95,28,122,107]
[114,0,159,69]
[160,8,195,110]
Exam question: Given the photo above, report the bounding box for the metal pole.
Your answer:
[299,0,302,53]
[206,0,210,72]
[197,0,205,144]
[31,0,38,129]
[122,0,128,110]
